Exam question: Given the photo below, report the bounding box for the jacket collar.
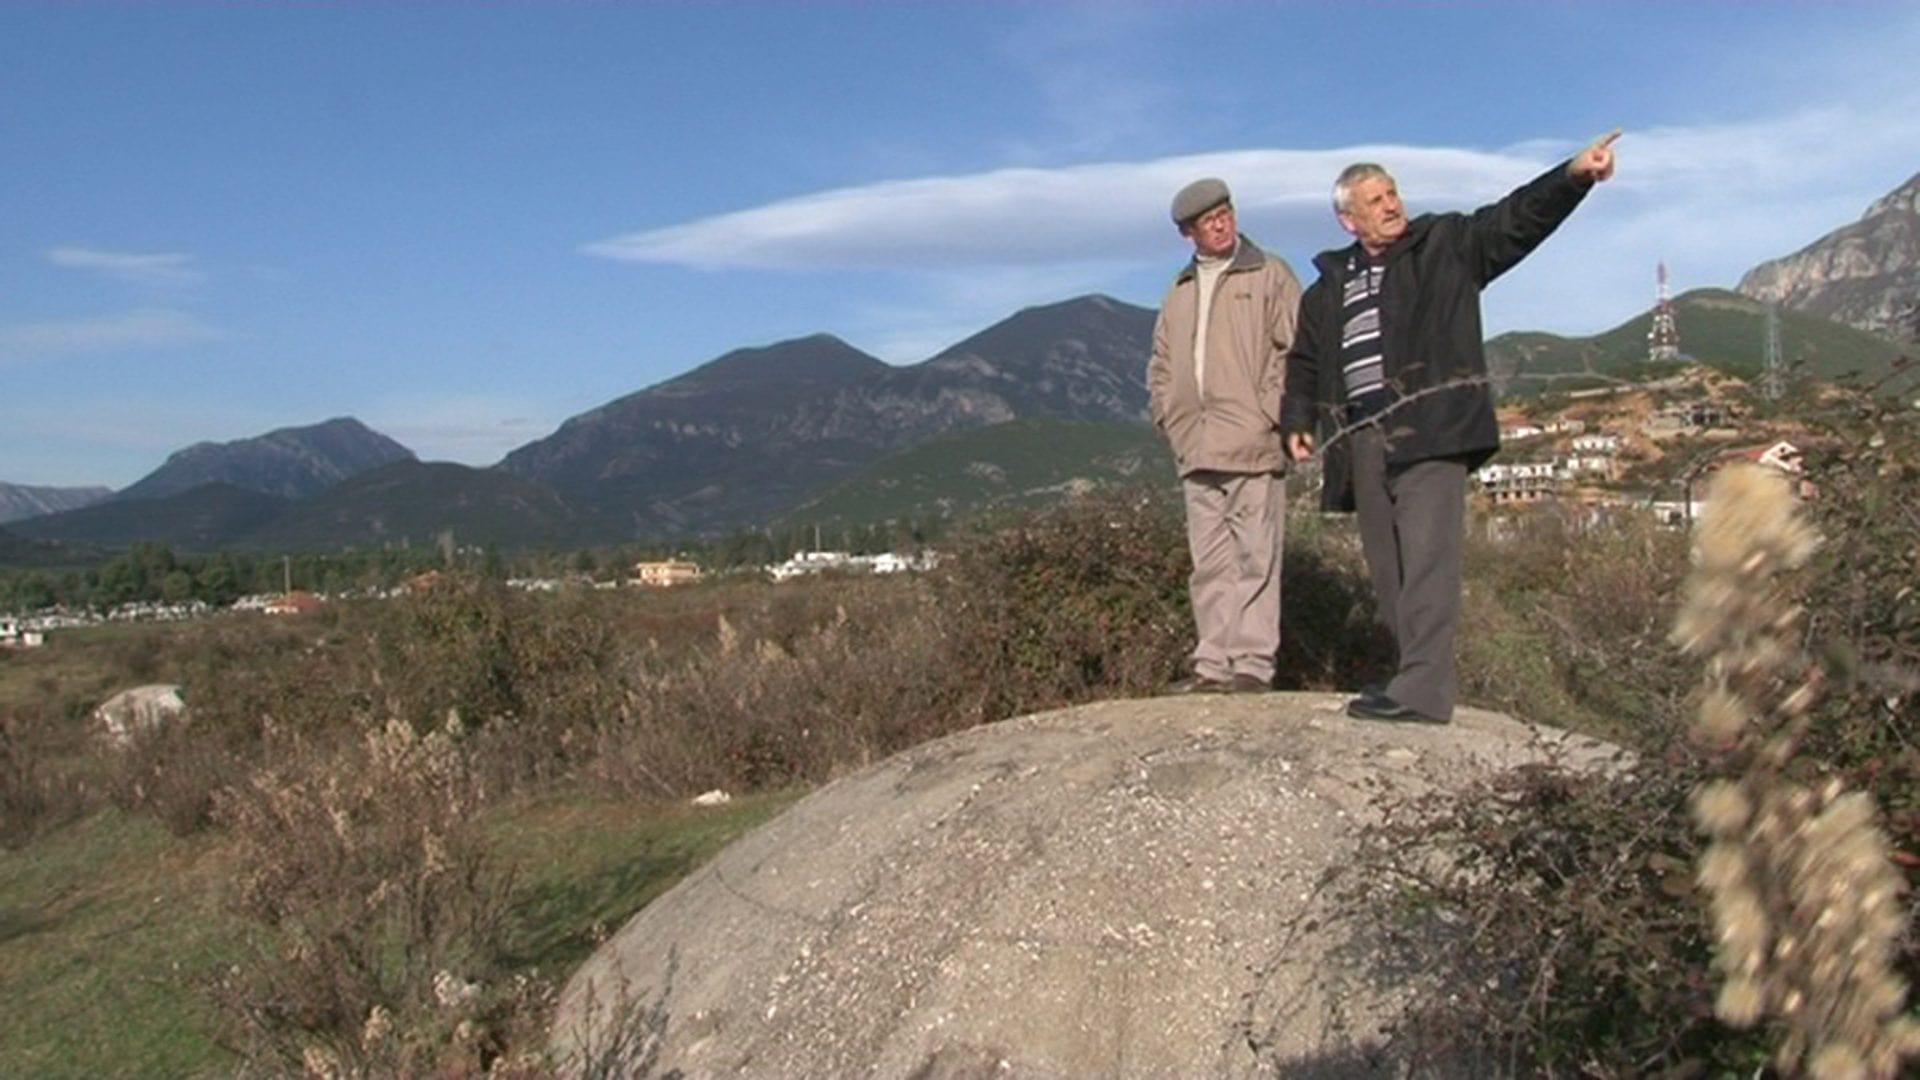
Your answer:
[1311,214,1438,277]
[1175,234,1268,284]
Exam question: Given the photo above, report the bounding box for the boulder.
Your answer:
[93,684,187,747]
[552,692,1616,1077]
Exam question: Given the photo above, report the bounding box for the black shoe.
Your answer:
[1361,680,1388,697]
[1168,675,1232,695]
[1346,692,1448,724]
[1227,672,1271,694]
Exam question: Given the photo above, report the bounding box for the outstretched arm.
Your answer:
[1465,128,1621,286]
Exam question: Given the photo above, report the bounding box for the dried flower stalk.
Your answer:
[1676,463,1918,1078]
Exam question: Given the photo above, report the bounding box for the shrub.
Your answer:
[0,702,89,845]
[1461,503,1693,748]
[588,576,956,797]
[935,490,1191,718]
[211,716,517,1076]
[1276,514,1397,691]
[1350,759,1752,1076]
[1351,396,1920,1076]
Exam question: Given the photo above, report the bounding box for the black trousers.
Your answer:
[1349,424,1467,721]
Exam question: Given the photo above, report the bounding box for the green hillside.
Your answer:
[1489,288,1914,398]
[11,483,290,552]
[781,419,1174,526]
[244,460,594,551]
[0,525,86,568]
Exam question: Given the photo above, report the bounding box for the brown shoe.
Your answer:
[1227,673,1271,693]
[1167,675,1232,695]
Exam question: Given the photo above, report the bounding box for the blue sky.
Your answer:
[4,4,1917,488]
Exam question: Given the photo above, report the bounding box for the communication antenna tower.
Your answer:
[1648,261,1682,363]
[1761,301,1785,401]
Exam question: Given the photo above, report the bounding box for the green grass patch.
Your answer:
[0,788,799,1077]
[0,621,189,714]
[492,788,800,975]
[0,809,242,1079]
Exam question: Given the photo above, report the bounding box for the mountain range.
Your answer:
[497,295,1154,534]
[109,417,415,503]
[10,296,1159,552]
[6,171,1916,557]
[1740,171,1920,342]
[0,482,112,525]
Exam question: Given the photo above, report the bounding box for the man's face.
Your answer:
[1180,202,1237,259]
[1337,176,1406,252]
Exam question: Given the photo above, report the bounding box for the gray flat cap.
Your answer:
[1171,178,1231,225]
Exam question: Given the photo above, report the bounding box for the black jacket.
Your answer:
[1280,161,1592,512]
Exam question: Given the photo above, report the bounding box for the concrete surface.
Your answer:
[552,691,1617,1078]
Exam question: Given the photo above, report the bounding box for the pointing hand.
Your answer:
[1569,128,1621,184]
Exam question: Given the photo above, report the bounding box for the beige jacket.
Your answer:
[1148,236,1301,476]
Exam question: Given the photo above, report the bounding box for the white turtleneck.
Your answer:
[1191,242,1235,397]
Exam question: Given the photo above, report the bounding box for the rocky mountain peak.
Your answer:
[1864,171,1920,220]
[111,416,415,503]
[1737,170,1920,341]
[672,333,889,392]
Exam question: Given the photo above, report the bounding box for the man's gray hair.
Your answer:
[1333,163,1394,215]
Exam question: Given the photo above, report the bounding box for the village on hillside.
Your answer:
[1470,270,1830,529]
[1476,364,1817,528]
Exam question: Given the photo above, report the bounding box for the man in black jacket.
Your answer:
[1281,131,1619,724]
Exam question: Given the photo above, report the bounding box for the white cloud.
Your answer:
[584,145,1542,272]
[46,247,204,288]
[585,93,1920,335]
[0,308,224,366]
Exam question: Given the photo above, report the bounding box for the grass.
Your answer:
[0,621,186,714]
[0,788,798,1078]
[491,788,801,975]
[0,809,241,1078]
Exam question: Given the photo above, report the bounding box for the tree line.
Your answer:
[0,516,949,614]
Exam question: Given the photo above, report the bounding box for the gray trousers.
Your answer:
[1181,470,1284,683]
[1350,425,1467,720]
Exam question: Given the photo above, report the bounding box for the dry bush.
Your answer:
[1349,760,1738,1076]
[588,576,955,797]
[105,616,339,835]
[1460,503,1694,747]
[1679,464,1918,1077]
[1275,514,1397,690]
[211,715,518,1076]
[1349,401,1920,1076]
[0,702,90,845]
[934,490,1192,717]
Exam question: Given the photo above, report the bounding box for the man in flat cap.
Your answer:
[1281,131,1621,723]
[1148,178,1303,693]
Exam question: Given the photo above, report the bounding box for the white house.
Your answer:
[1562,454,1618,481]
[1475,461,1560,505]
[769,550,855,582]
[630,559,704,587]
[1570,433,1621,455]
